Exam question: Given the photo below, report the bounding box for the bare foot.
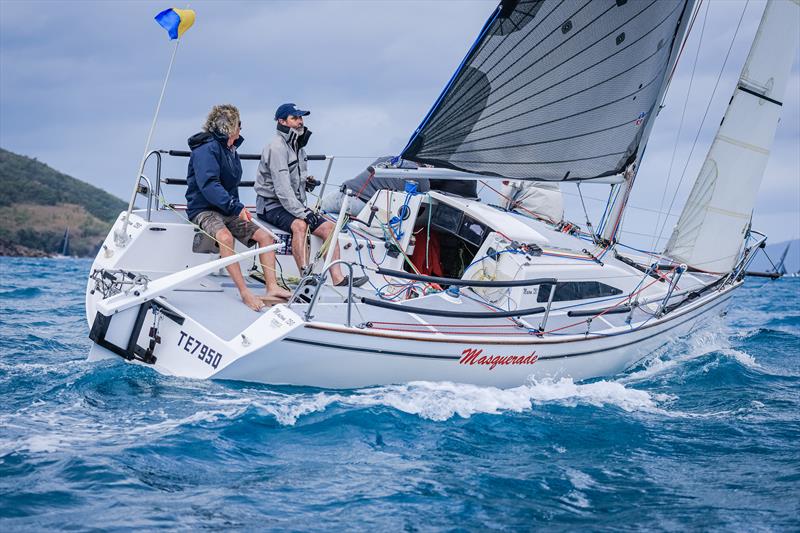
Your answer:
[266,286,293,300]
[241,290,264,311]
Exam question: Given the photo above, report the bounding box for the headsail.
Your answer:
[664,0,799,274]
[400,0,695,181]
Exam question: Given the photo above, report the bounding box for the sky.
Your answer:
[1,0,798,250]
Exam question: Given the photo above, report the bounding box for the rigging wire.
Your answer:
[653,0,751,250]
[650,0,710,252]
[576,183,596,242]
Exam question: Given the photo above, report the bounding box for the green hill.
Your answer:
[0,148,127,257]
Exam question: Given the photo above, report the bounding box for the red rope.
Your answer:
[369,326,535,335]
[479,179,557,225]
[353,169,375,201]
[371,321,521,328]
[542,266,677,335]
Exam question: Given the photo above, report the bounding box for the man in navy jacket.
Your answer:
[186,104,291,311]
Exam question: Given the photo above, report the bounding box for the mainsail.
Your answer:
[400,0,695,180]
[664,0,799,274]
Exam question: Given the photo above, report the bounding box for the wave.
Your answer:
[244,378,672,425]
[0,287,43,298]
[0,375,672,457]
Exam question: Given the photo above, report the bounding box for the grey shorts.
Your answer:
[192,210,260,247]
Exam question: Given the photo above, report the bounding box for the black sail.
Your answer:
[401,0,695,180]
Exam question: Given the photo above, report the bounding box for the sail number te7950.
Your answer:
[177,330,222,369]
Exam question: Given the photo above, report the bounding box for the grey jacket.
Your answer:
[255,125,311,218]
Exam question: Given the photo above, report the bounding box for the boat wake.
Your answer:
[0,312,778,460]
[330,378,670,422]
[621,316,760,384]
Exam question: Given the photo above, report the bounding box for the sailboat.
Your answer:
[57,226,70,258]
[85,0,798,388]
[776,243,791,276]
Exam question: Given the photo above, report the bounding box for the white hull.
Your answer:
[87,212,737,388]
[215,293,733,389]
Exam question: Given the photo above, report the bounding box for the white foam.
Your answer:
[620,318,759,382]
[0,374,678,452]
[254,377,672,423]
[720,348,759,368]
[565,467,594,490]
[252,392,339,425]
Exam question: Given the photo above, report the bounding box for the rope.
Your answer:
[576,183,596,242]
[541,266,676,335]
[363,262,680,338]
[650,0,709,251]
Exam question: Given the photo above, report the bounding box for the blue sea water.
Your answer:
[0,256,798,531]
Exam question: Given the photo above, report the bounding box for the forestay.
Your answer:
[400,0,695,181]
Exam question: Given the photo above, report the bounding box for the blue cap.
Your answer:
[275,103,310,121]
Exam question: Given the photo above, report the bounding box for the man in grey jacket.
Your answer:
[255,103,366,287]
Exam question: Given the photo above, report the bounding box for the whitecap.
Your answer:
[720,347,759,368]
[270,377,672,423]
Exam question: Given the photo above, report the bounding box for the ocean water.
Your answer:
[0,256,798,531]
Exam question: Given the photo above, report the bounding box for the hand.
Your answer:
[305,176,320,192]
[304,210,321,228]
[239,208,253,222]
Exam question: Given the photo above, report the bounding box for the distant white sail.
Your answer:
[664,0,799,273]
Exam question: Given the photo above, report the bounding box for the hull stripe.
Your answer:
[285,293,732,361]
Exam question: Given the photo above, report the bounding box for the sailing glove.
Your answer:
[305,176,320,192]
[304,210,322,229]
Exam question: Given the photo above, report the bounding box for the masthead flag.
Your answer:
[154,8,195,40]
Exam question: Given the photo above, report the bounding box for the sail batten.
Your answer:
[401,0,695,181]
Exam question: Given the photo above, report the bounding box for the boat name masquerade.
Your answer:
[459,348,538,370]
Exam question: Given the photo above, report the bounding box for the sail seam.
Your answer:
[421,72,659,156]
[430,0,589,125]
[430,1,625,132]
[716,134,770,155]
[446,151,626,166]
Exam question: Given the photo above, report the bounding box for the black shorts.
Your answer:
[258,206,325,234]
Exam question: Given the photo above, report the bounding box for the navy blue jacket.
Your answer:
[185,132,245,220]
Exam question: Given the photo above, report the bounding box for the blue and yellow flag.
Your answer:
[154,8,195,40]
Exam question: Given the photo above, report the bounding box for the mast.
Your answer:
[664,0,800,273]
[601,0,699,243]
[776,243,791,275]
[60,227,70,256]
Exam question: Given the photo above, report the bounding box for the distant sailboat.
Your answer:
[775,243,791,276]
[58,227,70,257]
